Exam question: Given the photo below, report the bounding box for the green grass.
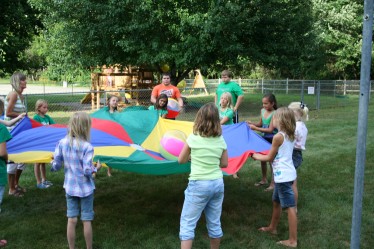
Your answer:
[0,95,372,248]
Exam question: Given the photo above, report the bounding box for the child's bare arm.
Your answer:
[178,143,191,164]
[0,142,8,162]
[0,113,26,126]
[252,133,283,162]
[251,118,275,133]
[246,117,262,129]
[219,150,228,168]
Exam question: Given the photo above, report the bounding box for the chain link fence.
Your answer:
[1,79,370,123]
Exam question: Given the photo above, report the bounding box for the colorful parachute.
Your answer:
[7,109,270,175]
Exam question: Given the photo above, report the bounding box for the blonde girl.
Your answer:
[51,112,101,249]
[288,102,309,210]
[178,103,228,249]
[219,92,234,125]
[252,107,297,248]
[33,99,55,189]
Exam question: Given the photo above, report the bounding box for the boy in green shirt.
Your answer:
[214,70,244,123]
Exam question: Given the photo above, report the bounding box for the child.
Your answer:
[104,95,121,176]
[288,102,309,210]
[252,107,297,248]
[33,99,55,189]
[219,92,234,125]
[178,103,228,249]
[107,94,120,114]
[247,93,278,191]
[219,92,238,179]
[0,123,12,212]
[148,93,168,118]
[51,112,101,249]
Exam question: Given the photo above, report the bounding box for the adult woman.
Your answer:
[5,72,27,197]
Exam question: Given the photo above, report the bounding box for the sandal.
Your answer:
[9,190,23,198]
[15,185,26,193]
[254,181,268,187]
[0,239,7,248]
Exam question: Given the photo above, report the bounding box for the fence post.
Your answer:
[261,78,264,94]
[334,80,336,97]
[286,78,289,94]
[301,80,305,103]
[239,77,242,86]
[344,80,347,95]
[317,81,321,110]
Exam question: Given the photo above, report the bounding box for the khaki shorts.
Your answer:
[7,163,26,174]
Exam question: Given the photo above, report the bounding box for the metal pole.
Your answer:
[350,1,373,248]
[317,81,320,110]
[301,80,304,103]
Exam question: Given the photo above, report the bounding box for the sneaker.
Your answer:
[37,183,50,189]
[42,180,53,186]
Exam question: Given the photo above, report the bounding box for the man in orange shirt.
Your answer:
[151,73,184,108]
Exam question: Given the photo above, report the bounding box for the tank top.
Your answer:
[272,132,296,183]
[4,92,26,131]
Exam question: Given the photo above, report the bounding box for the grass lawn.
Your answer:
[0,94,373,248]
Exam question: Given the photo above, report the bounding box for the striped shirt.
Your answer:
[51,136,97,197]
[4,93,26,131]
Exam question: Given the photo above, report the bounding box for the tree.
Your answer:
[0,0,42,76]
[29,0,316,82]
[312,0,363,79]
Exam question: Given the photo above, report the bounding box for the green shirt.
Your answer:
[187,134,227,180]
[33,114,55,126]
[216,81,244,107]
[219,108,234,125]
[0,124,12,186]
[148,105,168,117]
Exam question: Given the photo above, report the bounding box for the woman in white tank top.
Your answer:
[5,72,27,197]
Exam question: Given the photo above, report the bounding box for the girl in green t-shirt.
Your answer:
[33,99,55,189]
[178,103,228,249]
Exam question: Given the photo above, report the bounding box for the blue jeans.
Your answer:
[272,181,295,209]
[0,185,4,208]
[179,179,224,241]
[66,193,94,221]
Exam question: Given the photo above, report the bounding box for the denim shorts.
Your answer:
[66,193,94,221]
[292,150,303,169]
[272,181,295,209]
[179,178,224,241]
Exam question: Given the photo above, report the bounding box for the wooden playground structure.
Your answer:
[83,66,157,109]
[83,66,209,110]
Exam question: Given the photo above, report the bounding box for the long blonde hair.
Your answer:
[288,102,309,121]
[68,112,91,147]
[10,72,26,93]
[273,107,296,141]
[193,102,222,137]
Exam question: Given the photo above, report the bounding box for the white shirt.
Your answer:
[272,132,296,183]
[294,121,308,150]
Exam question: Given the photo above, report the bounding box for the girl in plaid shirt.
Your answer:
[52,112,101,249]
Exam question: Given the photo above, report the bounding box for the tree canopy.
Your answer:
[1,0,368,80]
[0,0,42,76]
[29,0,315,82]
